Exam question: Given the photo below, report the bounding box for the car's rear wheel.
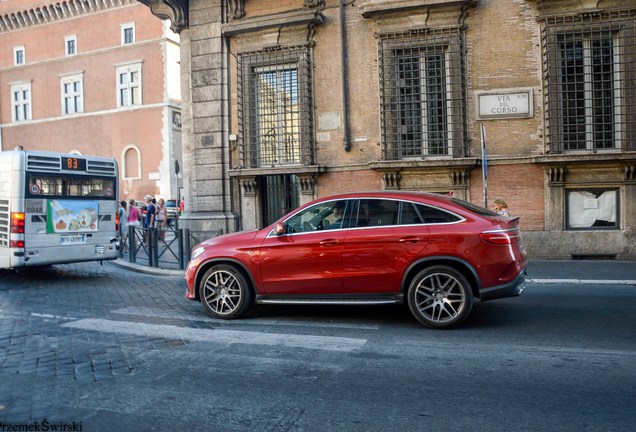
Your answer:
[199,264,253,319]
[407,266,473,329]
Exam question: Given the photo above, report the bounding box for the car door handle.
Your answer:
[319,239,339,246]
[399,236,420,243]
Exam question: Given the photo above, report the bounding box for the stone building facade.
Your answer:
[143,0,636,260]
[0,0,182,203]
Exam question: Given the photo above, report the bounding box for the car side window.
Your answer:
[284,200,351,233]
[400,203,423,224]
[415,204,461,224]
[357,199,400,227]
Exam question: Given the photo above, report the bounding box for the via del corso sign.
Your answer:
[476,89,533,120]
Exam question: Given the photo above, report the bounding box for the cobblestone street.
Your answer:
[0,262,206,429]
[1,261,635,432]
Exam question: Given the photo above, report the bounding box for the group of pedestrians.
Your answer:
[118,195,170,251]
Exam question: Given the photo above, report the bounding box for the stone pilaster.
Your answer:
[178,0,236,239]
[544,165,566,231]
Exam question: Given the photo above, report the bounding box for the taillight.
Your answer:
[480,229,520,245]
[10,240,25,248]
[10,212,25,234]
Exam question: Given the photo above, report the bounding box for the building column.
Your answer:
[623,165,636,257]
[239,176,260,231]
[178,0,235,239]
[544,166,566,231]
[297,174,317,206]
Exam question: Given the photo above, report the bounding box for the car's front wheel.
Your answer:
[199,264,254,319]
[407,266,473,329]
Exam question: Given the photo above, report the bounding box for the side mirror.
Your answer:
[274,222,285,236]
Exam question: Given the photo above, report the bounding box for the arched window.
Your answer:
[121,145,141,180]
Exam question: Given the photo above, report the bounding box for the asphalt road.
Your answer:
[0,262,634,431]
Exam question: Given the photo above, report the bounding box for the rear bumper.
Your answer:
[479,268,526,301]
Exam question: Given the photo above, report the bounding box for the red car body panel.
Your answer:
[342,224,430,293]
[260,229,347,294]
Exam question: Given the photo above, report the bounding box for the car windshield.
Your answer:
[166,200,177,207]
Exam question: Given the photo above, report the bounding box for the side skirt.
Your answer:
[256,294,404,306]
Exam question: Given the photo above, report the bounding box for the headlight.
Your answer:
[191,246,206,260]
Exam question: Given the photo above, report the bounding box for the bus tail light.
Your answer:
[10,240,25,248]
[10,212,25,234]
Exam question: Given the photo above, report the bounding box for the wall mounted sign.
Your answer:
[476,89,533,120]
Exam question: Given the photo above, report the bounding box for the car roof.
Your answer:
[311,191,456,205]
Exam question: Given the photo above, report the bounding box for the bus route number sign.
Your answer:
[62,157,86,171]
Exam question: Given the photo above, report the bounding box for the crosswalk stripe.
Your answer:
[62,318,368,352]
[111,306,381,330]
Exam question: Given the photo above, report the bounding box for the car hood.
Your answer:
[200,229,260,246]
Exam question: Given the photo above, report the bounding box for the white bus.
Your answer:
[0,149,119,269]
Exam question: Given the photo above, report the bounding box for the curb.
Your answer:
[527,278,636,286]
[108,259,184,277]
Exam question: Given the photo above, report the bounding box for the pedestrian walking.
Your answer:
[494,198,511,216]
[156,198,167,241]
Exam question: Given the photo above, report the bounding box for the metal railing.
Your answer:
[119,221,192,270]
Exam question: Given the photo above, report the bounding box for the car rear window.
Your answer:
[415,204,462,223]
[450,198,498,216]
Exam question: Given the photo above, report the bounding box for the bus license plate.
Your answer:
[60,234,86,245]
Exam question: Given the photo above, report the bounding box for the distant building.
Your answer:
[144,0,636,260]
[0,0,182,203]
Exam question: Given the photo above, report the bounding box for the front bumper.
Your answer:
[184,260,197,300]
[479,268,526,302]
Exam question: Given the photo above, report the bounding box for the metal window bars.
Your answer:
[543,10,636,153]
[378,28,468,160]
[237,45,314,168]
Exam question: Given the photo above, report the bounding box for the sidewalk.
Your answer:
[526,260,636,285]
[111,258,636,285]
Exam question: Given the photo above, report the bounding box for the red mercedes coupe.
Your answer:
[185,191,527,328]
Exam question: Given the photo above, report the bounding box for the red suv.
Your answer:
[185,192,527,328]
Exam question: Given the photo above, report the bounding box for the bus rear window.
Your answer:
[28,175,115,199]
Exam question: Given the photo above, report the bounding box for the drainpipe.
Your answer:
[221,1,232,233]
[339,0,351,152]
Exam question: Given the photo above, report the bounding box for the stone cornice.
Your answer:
[533,152,636,166]
[222,9,325,36]
[138,0,188,33]
[229,165,327,178]
[369,158,480,171]
[0,0,137,32]
[359,0,477,18]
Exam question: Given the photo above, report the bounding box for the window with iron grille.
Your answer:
[379,29,468,160]
[237,46,313,168]
[543,11,636,153]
